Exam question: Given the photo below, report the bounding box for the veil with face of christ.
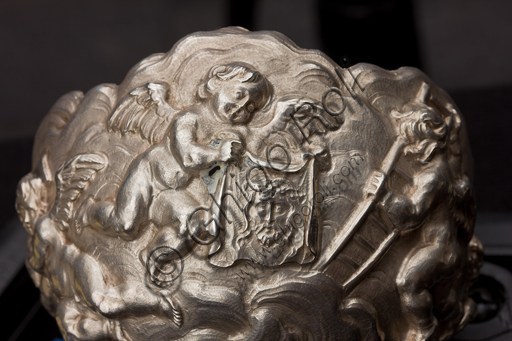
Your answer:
[207,157,317,268]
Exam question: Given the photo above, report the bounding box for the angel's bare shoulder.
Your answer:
[173,107,202,128]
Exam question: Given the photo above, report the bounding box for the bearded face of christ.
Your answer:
[242,184,303,266]
[251,192,293,247]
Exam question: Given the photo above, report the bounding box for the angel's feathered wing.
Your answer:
[108,82,177,144]
[52,153,107,231]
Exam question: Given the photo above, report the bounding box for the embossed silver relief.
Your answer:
[16,27,481,340]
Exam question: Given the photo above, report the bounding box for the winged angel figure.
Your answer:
[78,63,273,241]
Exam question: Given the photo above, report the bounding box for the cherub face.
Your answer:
[212,80,265,124]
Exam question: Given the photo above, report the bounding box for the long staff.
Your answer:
[311,137,405,273]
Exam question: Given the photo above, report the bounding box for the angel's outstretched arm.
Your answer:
[173,113,236,170]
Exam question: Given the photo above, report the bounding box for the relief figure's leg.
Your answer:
[397,245,440,341]
[149,188,202,237]
[397,223,461,341]
[72,253,125,317]
[73,253,168,319]
[87,161,153,239]
[56,298,129,341]
[397,243,446,340]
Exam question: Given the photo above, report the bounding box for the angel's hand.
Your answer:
[305,144,331,170]
[219,140,244,163]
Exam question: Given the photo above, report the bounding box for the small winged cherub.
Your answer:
[80,63,272,240]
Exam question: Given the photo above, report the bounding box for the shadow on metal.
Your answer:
[453,262,512,341]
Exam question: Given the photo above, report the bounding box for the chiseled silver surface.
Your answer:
[16,27,482,340]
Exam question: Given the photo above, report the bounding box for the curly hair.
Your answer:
[197,63,273,109]
[393,102,460,163]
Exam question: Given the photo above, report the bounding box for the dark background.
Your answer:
[1,0,511,340]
